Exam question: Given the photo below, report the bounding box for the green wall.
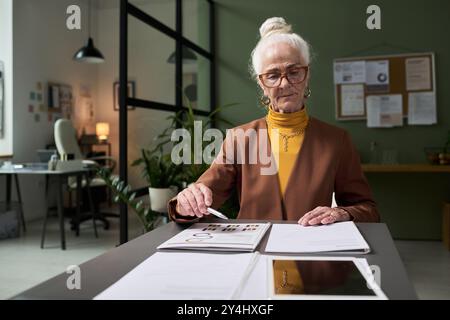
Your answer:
[215,0,450,240]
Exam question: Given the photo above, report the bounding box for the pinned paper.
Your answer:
[34,113,40,122]
[408,92,436,125]
[28,105,34,113]
[341,84,365,116]
[334,61,366,84]
[366,94,403,128]
[406,57,431,91]
[30,92,35,100]
[366,60,389,93]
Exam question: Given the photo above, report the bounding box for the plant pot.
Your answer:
[148,186,178,213]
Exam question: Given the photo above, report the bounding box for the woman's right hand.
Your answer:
[176,183,213,218]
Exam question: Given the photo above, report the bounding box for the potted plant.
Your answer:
[96,168,158,232]
[132,148,183,213]
[154,97,237,184]
[145,97,241,217]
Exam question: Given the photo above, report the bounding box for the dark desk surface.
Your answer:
[13,221,417,300]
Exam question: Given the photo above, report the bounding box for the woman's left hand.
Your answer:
[298,206,351,226]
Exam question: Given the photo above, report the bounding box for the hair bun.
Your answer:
[259,17,292,38]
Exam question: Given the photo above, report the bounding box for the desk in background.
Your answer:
[0,167,96,250]
[12,220,417,300]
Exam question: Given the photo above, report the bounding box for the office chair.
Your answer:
[54,119,119,231]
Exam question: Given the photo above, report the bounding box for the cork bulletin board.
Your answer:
[334,52,436,123]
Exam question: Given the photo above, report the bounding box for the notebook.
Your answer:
[157,222,271,252]
[265,221,371,254]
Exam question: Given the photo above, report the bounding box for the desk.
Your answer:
[12,220,417,300]
[80,141,111,159]
[0,167,95,250]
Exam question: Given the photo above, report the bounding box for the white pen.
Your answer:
[207,207,229,220]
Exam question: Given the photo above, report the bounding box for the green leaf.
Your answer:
[111,177,119,186]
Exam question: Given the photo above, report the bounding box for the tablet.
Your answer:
[267,256,387,300]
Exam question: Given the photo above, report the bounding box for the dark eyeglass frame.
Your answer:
[258,65,309,88]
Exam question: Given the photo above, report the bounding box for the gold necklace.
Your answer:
[266,119,305,152]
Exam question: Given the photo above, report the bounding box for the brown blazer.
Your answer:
[168,116,379,223]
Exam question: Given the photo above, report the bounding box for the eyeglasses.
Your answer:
[259,65,309,88]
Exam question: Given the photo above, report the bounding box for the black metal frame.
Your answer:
[119,0,216,244]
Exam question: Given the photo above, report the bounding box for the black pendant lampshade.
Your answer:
[167,47,197,64]
[73,0,105,63]
[73,37,105,63]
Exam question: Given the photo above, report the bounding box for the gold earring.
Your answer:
[260,95,271,107]
[304,87,311,98]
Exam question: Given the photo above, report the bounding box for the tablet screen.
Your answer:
[271,259,377,297]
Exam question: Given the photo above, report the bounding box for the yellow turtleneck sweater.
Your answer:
[268,107,309,291]
[266,106,309,196]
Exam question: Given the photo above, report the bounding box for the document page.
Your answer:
[94,252,258,300]
[265,222,370,254]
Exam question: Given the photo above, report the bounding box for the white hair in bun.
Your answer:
[259,17,292,38]
[250,17,311,78]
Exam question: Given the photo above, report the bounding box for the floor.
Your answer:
[0,210,144,300]
[0,216,449,300]
[395,240,450,299]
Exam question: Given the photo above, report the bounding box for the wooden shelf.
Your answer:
[362,163,450,173]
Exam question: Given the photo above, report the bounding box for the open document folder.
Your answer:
[94,252,387,300]
[265,222,370,254]
[157,223,271,252]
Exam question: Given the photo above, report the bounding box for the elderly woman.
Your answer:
[168,17,379,225]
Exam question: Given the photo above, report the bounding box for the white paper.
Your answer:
[366,60,389,92]
[94,252,258,300]
[366,94,403,128]
[157,223,271,252]
[408,92,437,125]
[406,57,431,91]
[334,61,366,84]
[238,254,268,299]
[341,84,365,116]
[264,222,370,254]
